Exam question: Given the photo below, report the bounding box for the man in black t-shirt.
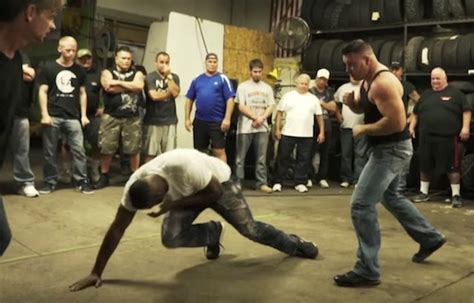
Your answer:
[0,0,62,256]
[410,67,471,208]
[37,36,94,195]
[143,51,180,163]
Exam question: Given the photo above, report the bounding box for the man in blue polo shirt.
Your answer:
[185,53,235,161]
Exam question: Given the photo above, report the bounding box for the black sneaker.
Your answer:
[412,236,447,263]
[38,183,56,194]
[205,221,225,260]
[76,179,95,194]
[334,271,381,287]
[94,174,109,189]
[451,195,462,208]
[290,234,318,259]
[412,192,430,203]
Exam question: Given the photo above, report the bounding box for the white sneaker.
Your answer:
[295,184,308,193]
[272,183,282,192]
[319,179,329,188]
[19,184,40,198]
[306,180,313,187]
[340,182,350,188]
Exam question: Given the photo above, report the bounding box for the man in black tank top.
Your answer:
[0,0,62,256]
[332,40,445,287]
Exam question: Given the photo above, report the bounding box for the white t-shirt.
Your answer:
[277,90,322,137]
[235,80,275,134]
[121,149,231,212]
[334,82,365,129]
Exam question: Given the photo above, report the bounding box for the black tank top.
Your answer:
[360,69,409,146]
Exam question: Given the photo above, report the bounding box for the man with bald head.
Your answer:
[334,40,445,287]
[1,0,62,256]
[410,67,471,207]
[37,36,94,194]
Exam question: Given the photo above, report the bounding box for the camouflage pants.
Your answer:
[99,114,142,154]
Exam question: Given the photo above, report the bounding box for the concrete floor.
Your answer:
[0,157,474,302]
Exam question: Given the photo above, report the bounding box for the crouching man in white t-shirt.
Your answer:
[69,149,318,291]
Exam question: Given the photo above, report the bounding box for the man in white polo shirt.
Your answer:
[70,149,318,291]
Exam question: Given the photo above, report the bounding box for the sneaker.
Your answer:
[412,236,447,263]
[290,234,318,259]
[19,184,40,198]
[94,174,109,189]
[206,221,225,260]
[272,183,282,192]
[334,271,381,287]
[451,195,463,208]
[76,179,95,194]
[306,180,313,188]
[39,183,56,194]
[319,179,329,188]
[294,184,308,193]
[412,192,429,203]
[259,185,273,193]
[340,182,350,188]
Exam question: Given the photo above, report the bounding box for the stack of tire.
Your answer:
[300,0,474,30]
[302,39,404,73]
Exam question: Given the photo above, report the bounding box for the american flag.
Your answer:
[270,0,304,58]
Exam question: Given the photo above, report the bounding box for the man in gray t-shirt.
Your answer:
[143,51,181,162]
[235,59,275,193]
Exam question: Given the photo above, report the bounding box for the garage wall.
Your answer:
[96,0,272,32]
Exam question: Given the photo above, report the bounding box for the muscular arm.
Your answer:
[316,114,325,143]
[69,206,136,291]
[148,89,172,102]
[409,113,418,138]
[184,98,194,131]
[38,84,51,125]
[79,86,87,118]
[274,110,283,140]
[221,98,235,131]
[320,100,337,113]
[460,110,472,141]
[114,72,145,93]
[167,77,180,98]
[355,76,406,137]
[101,70,124,94]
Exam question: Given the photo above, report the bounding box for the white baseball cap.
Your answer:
[316,68,330,80]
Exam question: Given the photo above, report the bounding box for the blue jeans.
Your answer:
[351,139,444,280]
[161,181,300,255]
[235,132,269,188]
[42,117,88,185]
[0,195,12,256]
[274,135,313,185]
[340,128,368,184]
[10,117,35,186]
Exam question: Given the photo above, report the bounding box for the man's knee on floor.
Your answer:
[161,230,181,248]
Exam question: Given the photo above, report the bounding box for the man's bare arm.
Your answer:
[101,70,124,94]
[114,71,145,93]
[69,206,136,291]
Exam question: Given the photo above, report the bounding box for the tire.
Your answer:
[391,41,404,66]
[312,0,331,29]
[369,39,386,58]
[318,39,344,69]
[331,41,348,71]
[432,0,450,19]
[328,3,345,29]
[418,38,436,72]
[430,39,445,69]
[405,36,425,72]
[465,0,474,16]
[456,34,472,69]
[322,2,338,29]
[302,39,326,71]
[404,0,424,21]
[359,0,371,27]
[369,0,384,24]
[449,0,466,17]
[384,0,402,23]
[379,40,396,66]
[348,2,360,27]
[442,36,460,71]
[337,4,352,28]
[300,0,316,29]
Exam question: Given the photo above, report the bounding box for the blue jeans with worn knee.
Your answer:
[161,181,300,255]
[0,195,12,256]
[42,117,88,185]
[351,139,444,280]
[235,132,269,188]
[10,117,35,186]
